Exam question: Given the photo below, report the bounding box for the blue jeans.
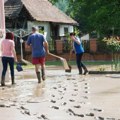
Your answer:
[76,53,87,74]
[1,57,14,77]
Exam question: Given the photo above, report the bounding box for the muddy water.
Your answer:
[0,68,120,120]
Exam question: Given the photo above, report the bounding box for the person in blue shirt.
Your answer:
[27,26,49,83]
[70,32,88,75]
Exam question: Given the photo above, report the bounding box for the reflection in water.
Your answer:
[33,84,43,97]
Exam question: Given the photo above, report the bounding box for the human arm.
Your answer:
[72,36,81,45]
[11,41,17,62]
[13,47,17,62]
[44,40,49,54]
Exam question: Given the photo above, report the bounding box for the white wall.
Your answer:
[59,25,74,36]
[28,22,74,40]
[28,21,51,40]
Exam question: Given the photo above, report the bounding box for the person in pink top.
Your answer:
[1,32,17,86]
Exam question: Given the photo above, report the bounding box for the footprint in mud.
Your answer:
[106,118,116,120]
[84,91,90,94]
[92,108,103,112]
[51,106,59,110]
[82,96,88,99]
[67,78,76,80]
[69,99,75,102]
[58,90,63,93]
[84,86,90,89]
[0,104,6,108]
[50,100,56,103]
[73,105,81,108]
[84,83,89,85]
[74,89,78,91]
[86,113,94,117]
[67,108,84,117]
[52,87,57,90]
[72,94,78,96]
[63,87,67,91]
[79,79,86,83]
[95,116,104,120]
[74,85,78,87]
[61,102,67,106]
[51,94,55,97]
[38,114,49,120]
[20,106,30,115]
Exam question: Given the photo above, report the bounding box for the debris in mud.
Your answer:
[67,108,84,117]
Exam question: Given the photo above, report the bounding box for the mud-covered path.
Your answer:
[0,68,120,120]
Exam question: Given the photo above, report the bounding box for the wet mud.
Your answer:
[0,68,120,120]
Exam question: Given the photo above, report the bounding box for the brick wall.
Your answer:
[90,38,97,52]
[20,53,112,62]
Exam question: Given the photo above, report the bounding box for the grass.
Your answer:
[18,60,113,69]
[46,60,113,66]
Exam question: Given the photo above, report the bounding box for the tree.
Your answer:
[49,0,120,36]
[68,0,120,35]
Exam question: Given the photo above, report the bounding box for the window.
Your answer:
[38,26,44,34]
[64,27,68,35]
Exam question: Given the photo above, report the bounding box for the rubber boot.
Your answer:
[1,76,5,86]
[11,76,15,85]
[82,65,89,75]
[78,67,82,75]
[36,72,41,83]
[41,69,45,81]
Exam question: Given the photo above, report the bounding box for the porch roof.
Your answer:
[5,0,78,25]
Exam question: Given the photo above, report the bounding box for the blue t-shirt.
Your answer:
[27,32,46,58]
[73,37,84,54]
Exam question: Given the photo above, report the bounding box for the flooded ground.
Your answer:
[0,67,120,120]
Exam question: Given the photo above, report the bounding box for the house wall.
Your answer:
[28,22,74,41]
[27,21,51,40]
[59,25,74,36]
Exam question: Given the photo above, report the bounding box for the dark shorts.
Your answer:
[32,57,45,65]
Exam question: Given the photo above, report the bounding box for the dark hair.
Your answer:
[6,32,14,40]
[70,32,76,36]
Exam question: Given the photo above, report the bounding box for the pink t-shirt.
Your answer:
[1,39,15,57]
